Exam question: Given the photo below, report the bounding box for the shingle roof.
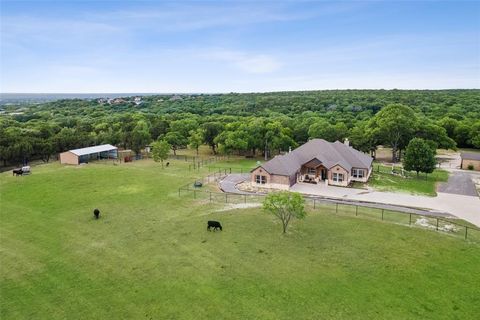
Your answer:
[69,144,117,156]
[259,139,373,176]
[461,152,480,161]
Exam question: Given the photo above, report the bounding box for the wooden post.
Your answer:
[225,193,228,203]
[436,218,439,231]
[381,209,384,220]
[355,206,358,216]
[178,188,181,196]
[409,213,412,225]
[194,189,196,199]
[313,199,316,209]
[209,192,212,202]
[229,168,232,174]
[465,226,468,240]
[335,203,338,213]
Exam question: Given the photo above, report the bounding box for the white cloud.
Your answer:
[205,50,282,74]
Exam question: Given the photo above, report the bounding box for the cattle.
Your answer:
[166,162,170,167]
[93,209,100,219]
[12,168,23,176]
[207,220,222,231]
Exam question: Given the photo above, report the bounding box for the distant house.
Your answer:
[169,95,183,101]
[60,144,118,165]
[250,139,373,189]
[460,153,480,171]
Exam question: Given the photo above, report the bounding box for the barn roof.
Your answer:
[461,152,480,161]
[260,139,373,176]
[69,144,117,156]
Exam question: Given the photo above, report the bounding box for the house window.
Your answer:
[307,167,316,175]
[255,175,266,184]
[333,173,344,182]
[352,169,365,178]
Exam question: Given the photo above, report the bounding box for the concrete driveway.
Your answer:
[437,171,478,196]
[219,174,480,226]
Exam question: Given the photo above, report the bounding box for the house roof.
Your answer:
[260,139,373,176]
[461,152,480,161]
[69,144,118,156]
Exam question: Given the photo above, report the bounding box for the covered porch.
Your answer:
[297,158,329,184]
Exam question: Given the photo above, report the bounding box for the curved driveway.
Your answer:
[219,173,480,227]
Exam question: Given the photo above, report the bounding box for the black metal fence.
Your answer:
[178,183,480,242]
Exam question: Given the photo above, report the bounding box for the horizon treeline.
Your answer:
[1,89,479,166]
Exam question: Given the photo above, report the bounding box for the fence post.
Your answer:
[355,205,358,216]
[465,226,468,240]
[381,209,384,220]
[194,189,196,199]
[225,193,228,203]
[209,192,212,202]
[313,199,316,209]
[436,218,439,231]
[178,188,181,196]
[409,213,412,225]
[229,168,232,174]
[335,203,338,213]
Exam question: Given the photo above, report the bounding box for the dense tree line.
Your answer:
[0,90,479,166]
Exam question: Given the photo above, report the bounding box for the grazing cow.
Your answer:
[207,220,222,231]
[12,168,23,176]
[93,209,100,219]
[166,162,170,167]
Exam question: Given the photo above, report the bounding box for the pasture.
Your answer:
[1,159,479,319]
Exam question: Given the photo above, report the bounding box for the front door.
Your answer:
[321,169,327,180]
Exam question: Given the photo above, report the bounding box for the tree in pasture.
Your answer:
[263,191,306,234]
[188,129,205,155]
[164,131,187,155]
[131,120,151,155]
[369,104,417,163]
[152,140,171,168]
[202,122,224,154]
[403,138,436,178]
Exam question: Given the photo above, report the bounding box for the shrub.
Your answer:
[467,164,474,170]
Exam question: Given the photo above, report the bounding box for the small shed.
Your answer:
[60,144,118,165]
[460,152,480,171]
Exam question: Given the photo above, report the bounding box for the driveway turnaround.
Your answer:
[437,171,478,196]
[219,174,480,227]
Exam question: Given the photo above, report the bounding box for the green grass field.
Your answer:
[1,159,479,319]
[362,163,449,196]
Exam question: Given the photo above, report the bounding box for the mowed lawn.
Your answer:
[1,160,479,319]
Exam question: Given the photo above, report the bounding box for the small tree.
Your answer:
[188,129,204,156]
[152,140,171,168]
[164,131,187,155]
[403,138,436,178]
[263,191,306,234]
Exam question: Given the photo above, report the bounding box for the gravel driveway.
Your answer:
[437,171,478,196]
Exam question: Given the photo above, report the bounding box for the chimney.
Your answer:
[344,138,350,147]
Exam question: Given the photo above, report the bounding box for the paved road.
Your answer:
[437,171,478,196]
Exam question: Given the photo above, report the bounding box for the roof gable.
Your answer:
[260,139,373,176]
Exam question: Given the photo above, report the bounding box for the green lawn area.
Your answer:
[362,163,449,196]
[1,159,479,319]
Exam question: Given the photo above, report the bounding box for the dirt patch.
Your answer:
[214,203,262,212]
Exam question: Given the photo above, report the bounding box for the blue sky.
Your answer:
[1,0,479,93]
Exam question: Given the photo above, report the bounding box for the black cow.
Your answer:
[12,169,23,176]
[207,220,222,231]
[166,162,170,167]
[93,209,100,219]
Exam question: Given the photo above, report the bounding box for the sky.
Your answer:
[0,0,479,93]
